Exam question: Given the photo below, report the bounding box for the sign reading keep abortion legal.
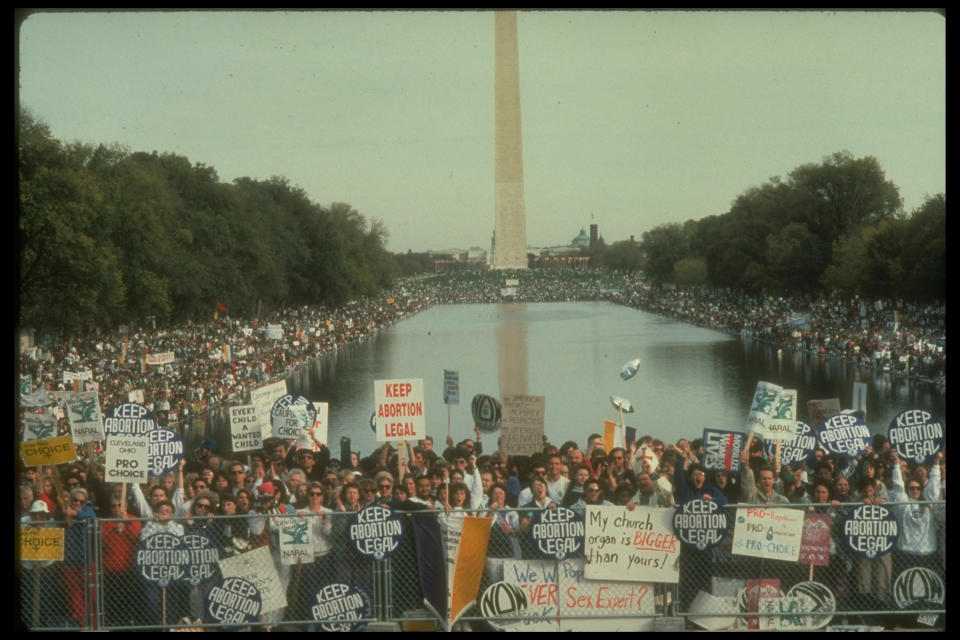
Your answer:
[374,379,425,441]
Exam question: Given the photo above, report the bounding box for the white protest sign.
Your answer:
[305,402,329,448]
[443,370,460,405]
[22,411,58,441]
[218,546,287,614]
[266,323,284,340]
[278,515,313,565]
[106,435,149,484]
[745,381,783,437]
[584,505,680,583]
[62,370,93,383]
[128,389,145,404]
[767,389,799,442]
[145,352,175,366]
[373,378,425,441]
[65,391,105,444]
[731,506,804,562]
[270,393,316,442]
[500,395,546,456]
[229,405,262,453]
[500,558,656,631]
[251,380,287,441]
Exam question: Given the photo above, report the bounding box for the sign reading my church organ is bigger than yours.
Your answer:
[374,379,425,441]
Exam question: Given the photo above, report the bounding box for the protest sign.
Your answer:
[500,395,545,456]
[181,531,221,585]
[479,581,529,629]
[147,428,184,476]
[251,380,287,441]
[21,435,77,467]
[266,323,283,340]
[303,401,328,449]
[501,558,656,631]
[584,505,680,583]
[817,413,871,457]
[797,513,832,567]
[742,579,781,630]
[443,369,459,405]
[270,393,316,442]
[22,412,58,441]
[104,402,157,437]
[745,381,783,437]
[893,567,944,627]
[529,506,584,560]
[887,409,944,465]
[702,429,745,472]
[765,421,818,467]
[278,515,313,565]
[106,435,149,484]
[373,378,425,442]
[229,405,262,453]
[471,394,501,433]
[65,391,104,444]
[842,504,898,559]
[806,398,841,426]
[673,499,728,551]
[310,583,371,632]
[128,389,145,403]
[688,590,739,630]
[62,370,93,383]
[767,388,799,441]
[206,577,262,625]
[731,507,804,562]
[349,505,404,560]
[784,581,835,629]
[137,532,187,587]
[218,546,287,614]
[145,352,175,366]
[20,526,65,562]
[441,513,492,630]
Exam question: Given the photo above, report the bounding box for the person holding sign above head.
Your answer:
[675,457,730,507]
[888,450,943,576]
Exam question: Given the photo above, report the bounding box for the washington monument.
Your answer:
[492,10,528,270]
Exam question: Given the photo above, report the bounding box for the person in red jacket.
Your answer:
[100,497,143,626]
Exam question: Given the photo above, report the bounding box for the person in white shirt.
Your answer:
[545,453,571,504]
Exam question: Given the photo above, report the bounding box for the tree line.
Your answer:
[18,110,396,333]
[600,151,944,302]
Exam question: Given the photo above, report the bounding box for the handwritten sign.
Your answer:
[530,506,584,560]
[584,505,679,583]
[842,504,898,559]
[500,395,545,456]
[797,513,832,567]
[21,434,77,466]
[349,505,404,560]
[65,391,104,444]
[731,507,804,562]
[673,499,728,551]
[765,421,818,466]
[745,381,783,436]
[702,429,744,472]
[106,435,149,483]
[229,405,262,453]
[373,378,425,441]
[206,577,262,625]
[20,526,65,562]
[502,558,655,631]
[818,413,871,457]
[887,409,944,464]
[311,583,371,632]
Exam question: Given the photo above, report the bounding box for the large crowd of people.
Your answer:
[18,268,946,630]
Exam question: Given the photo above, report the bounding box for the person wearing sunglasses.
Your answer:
[290,482,334,625]
[889,450,943,577]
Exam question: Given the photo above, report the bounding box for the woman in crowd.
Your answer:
[100,496,144,627]
[290,481,335,625]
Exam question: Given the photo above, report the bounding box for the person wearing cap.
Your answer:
[20,500,62,628]
[184,437,219,474]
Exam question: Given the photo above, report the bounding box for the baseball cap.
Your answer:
[30,500,50,514]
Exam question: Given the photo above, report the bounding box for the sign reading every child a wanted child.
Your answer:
[374,378,425,441]
[230,404,262,453]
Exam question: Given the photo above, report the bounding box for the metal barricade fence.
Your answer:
[16,501,946,631]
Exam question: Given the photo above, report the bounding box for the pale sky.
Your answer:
[17,9,945,254]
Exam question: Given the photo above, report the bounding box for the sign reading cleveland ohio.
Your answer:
[374,379,425,441]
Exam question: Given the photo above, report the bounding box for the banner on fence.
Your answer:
[500,557,656,631]
[797,513,832,566]
[350,505,404,560]
[374,379,425,442]
[65,391,104,444]
[218,546,287,614]
[441,513,492,630]
[207,576,262,625]
[673,499,728,551]
[530,506,584,560]
[731,507,804,562]
[230,405,262,453]
[702,429,744,472]
[584,505,680,583]
[311,583,372,632]
[842,504,898,559]
[500,395,546,456]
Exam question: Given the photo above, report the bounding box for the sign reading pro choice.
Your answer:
[374,379,425,441]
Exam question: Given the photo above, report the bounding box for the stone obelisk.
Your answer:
[493,10,528,269]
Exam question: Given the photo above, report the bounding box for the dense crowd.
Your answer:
[18,268,946,629]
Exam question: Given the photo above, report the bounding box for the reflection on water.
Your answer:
[194,302,945,459]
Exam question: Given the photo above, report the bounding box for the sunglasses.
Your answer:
[379,484,392,490]
[195,503,212,510]
[907,485,922,490]
[66,481,80,487]
[309,492,324,497]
